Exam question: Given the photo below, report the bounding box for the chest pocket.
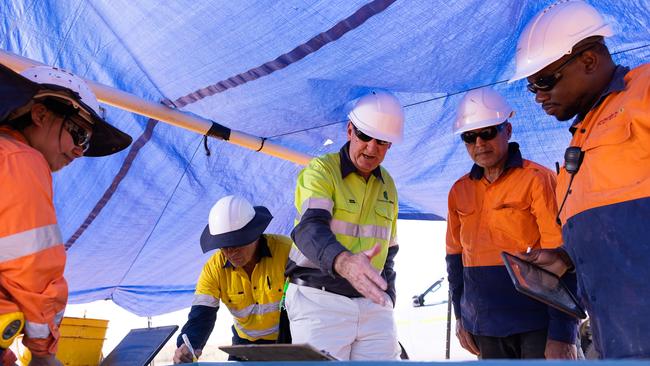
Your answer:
[374,201,395,228]
[490,201,537,248]
[456,207,476,247]
[223,291,246,309]
[581,110,649,193]
[583,114,631,152]
[333,196,360,217]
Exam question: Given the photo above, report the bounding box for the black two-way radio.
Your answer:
[556,146,584,225]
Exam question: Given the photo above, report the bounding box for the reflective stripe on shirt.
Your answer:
[233,322,279,339]
[289,246,319,269]
[0,224,62,262]
[229,301,280,319]
[330,219,390,241]
[24,321,50,339]
[300,197,334,216]
[192,294,219,308]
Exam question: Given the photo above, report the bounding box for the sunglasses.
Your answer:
[461,122,506,144]
[527,44,597,94]
[63,116,92,152]
[352,125,390,146]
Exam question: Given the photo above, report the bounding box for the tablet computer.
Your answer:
[100,325,178,366]
[501,252,587,319]
[219,343,337,361]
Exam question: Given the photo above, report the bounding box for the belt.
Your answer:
[289,277,362,298]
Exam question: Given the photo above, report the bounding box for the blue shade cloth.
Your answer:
[1,1,648,316]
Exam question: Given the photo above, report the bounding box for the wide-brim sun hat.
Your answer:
[0,64,132,157]
[200,195,273,253]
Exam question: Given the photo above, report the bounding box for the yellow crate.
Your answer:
[18,317,108,366]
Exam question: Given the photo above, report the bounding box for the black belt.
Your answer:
[289,277,362,298]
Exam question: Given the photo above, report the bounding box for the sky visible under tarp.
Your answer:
[1,0,649,316]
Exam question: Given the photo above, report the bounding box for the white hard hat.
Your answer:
[453,88,514,134]
[348,92,404,143]
[200,195,273,252]
[21,66,101,120]
[208,195,256,235]
[510,0,614,82]
[18,66,132,156]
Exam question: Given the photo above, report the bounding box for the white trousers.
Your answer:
[285,283,400,361]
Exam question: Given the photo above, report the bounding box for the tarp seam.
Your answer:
[170,0,398,108]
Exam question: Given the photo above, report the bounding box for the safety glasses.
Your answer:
[527,44,597,94]
[63,116,92,152]
[352,124,390,146]
[460,122,506,144]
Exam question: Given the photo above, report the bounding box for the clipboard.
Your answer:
[219,343,337,361]
[501,252,587,319]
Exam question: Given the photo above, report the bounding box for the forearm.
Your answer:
[1,247,67,356]
[547,272,578,343]
[291,208,347,276]
[445,254,464,318]
[176,305,217,349]
[381,245,399,305]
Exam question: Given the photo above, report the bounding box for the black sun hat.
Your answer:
[0,63,132,157]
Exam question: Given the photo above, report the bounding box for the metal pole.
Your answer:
[446,283,452,359]
[0,49,312,166]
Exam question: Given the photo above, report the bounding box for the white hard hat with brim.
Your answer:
[200,199,273,253]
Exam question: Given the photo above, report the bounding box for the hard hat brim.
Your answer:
[0,63,132,157]
[200,206,273,253]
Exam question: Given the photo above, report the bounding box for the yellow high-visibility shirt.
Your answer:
[193,234,291,341]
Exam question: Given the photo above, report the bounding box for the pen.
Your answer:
[279,278,290,310]
[267,276,271,290]
[182,333,198,362]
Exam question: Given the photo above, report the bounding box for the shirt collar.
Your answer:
[571,65,630,133]
[469,142,523,180]
[339,142,384,182]
[0,126,28,144]
[223,235,272,268]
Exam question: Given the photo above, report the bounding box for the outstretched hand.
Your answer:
[334,244,388,305]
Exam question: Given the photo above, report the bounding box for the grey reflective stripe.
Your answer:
[330,219,390,241]
[229,301,280,319]
[24,321,50,339]
[233,322,279,339]
[0,224,62,262]
[289,247,319,269]
[192,294,220,308]
[54,310,64,325]
[300,197,334,216]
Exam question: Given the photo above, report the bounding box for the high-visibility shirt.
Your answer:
[446,142,576,342]
[286,143,399,301]
[178,234,291,347]
[0,127,67,356]
[556,64,650,358]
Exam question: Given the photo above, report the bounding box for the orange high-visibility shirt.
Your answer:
[0,127,67,356]
[445,144,574,341]
[557,64,650,222]
[447,156,562,267]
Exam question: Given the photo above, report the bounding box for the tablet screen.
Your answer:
[501,252,586,319]
[100,325,178,366]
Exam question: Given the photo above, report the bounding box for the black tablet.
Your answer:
[100,325,178,366]
[501,252,587,319]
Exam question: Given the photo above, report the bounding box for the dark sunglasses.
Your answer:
[527,44,597,94]
[352,125,390,146]
[63,116,92,152]
[461,122,506,144]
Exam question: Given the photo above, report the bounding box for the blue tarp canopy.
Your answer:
[2,1,648,316]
